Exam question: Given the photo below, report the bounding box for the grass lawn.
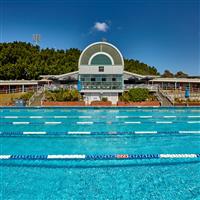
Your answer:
[0,92,26,105]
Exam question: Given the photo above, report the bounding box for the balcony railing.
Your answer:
[124,84,159,91]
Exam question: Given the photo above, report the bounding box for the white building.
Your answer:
[78,42,124,104]
[37,41,200,104]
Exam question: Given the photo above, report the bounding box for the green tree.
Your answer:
[0,41,159,80]
[120,88,150,102]
[162,70,174,78]
[175,71,188,78]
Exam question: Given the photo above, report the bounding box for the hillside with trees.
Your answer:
[162,70,188,78]
[0,41,160,80]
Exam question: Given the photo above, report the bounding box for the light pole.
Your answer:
[32,34,41,46]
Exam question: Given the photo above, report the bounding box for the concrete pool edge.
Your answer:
[0,106,200,109]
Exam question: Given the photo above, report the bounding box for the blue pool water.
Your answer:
[1,107,200,199]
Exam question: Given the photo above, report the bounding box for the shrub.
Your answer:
[19,92,34,101]
[45,89,81,102]
[120,88,150,102]
[101,97,108,102]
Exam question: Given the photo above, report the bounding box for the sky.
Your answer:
[0,0,199,75]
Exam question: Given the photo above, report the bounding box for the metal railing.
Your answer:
[0,87,37,94]
[28,87,44,106]
[124,84,159,91]
[159,90,174,105]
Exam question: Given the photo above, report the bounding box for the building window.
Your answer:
[79,74,123,90]
[91,54,112,65]
[99,66,104,72]
[112,78,116,81]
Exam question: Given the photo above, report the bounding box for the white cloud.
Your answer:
[93,22,109,32]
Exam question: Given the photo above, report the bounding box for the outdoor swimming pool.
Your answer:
[0,107,200,199]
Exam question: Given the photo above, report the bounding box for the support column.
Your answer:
[22,85,24,93]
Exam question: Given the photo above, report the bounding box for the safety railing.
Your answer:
[28,87,44,106]
[0,87,37,94]
[124,84,159,91]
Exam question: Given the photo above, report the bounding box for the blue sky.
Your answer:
[0,0,199,75]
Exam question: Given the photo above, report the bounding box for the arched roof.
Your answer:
[79,42,124,66]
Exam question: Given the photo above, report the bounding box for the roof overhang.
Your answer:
[149,78,200,83]
[0,80,38,86]
[40,71,160,81]
[123,71,159,80]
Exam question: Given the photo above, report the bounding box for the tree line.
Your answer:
[0,41,186,80]
[161,70,188,78]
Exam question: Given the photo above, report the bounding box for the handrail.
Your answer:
[28,87,44,106]
[159,90,174,104]
[40,91,46,106]
[124,84,159,91]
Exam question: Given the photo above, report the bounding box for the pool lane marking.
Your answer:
[1,121,199,125]
[163,116,177,118]
[159,154,197,158]
[1,154,198,160]
[68,131,91,134]
[179,131,200,134]
[4,116,18,118]
[2,115,200,119]
[13,122,30,125]
[1,130,200,135]
[54,116,68,118]
[44,121,62,125]
[76,121,93,124]
[156,121,172,124]
[79,116,92,118]
[116,116,129,118]
[0,155,11,159]
[187,121,200,124]
[23,131,47,135]
[124,122,141,124]
[135,131,157,134]
[47,155,86,159]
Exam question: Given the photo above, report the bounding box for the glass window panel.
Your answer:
[112,78,116,81]
[91,54,112,65]
[99,66,104,72]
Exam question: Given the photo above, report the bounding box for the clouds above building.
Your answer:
[93,22,109,32]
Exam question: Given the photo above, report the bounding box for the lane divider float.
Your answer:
[1,115,200,119]
[68,131,91,134]
[23,132,47,135]
[0,130,200,136]
[44,122,62,125]
[0,154,199,160]
[76,122,94,125]
[12,122,30,125]
[2,121,200,125]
